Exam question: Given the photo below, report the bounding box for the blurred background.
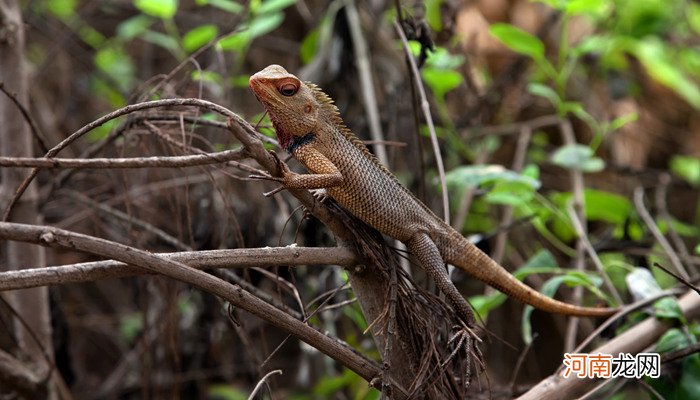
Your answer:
[1,0,699,398]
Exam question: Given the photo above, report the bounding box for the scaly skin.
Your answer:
[249,64,616,322]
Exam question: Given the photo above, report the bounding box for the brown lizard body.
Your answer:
[249,64,616,322]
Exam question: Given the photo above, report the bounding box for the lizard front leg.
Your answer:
[250,146,343,196]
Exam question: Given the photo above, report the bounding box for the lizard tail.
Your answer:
[440,230,617,318]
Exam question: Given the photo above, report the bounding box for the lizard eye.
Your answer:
[278,83,298,97]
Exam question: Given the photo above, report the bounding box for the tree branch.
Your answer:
[0,246,359,291]
[0,221,406,395]
[0,149,244,169]
[518,289,700,400]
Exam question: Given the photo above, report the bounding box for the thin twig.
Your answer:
[654,173,694,277]
[560,118,586,353]
[0,82,49,153]
[652,263,700,295]
[633,187,690,280]
[247,370,282,400]
[345,0,389,166]
[394,20,450,224]
[62,190,193,251]
[493,125,532,264]
[2,97,253,221]
[566,203,623,304]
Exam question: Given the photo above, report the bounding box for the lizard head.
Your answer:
[249,65,320,150]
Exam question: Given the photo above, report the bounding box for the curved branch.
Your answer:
[0,222,402,395]
[2,97,260,221]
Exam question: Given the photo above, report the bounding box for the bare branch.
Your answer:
[0,246,359,291]
[0,149,244,169]
[0,221,402,394]
[518,289,700,400]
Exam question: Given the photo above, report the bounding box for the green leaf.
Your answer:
[77,25,107,48]
[653,297,686,323]
[514,250,558,278]
[48,0,77,20]
[421,68,463,101]
[314,369,354,395]
[117,15,154,40]
[207,384,247,400]
[425,0,443,31]
[142,29,181,52]
[485,180,536,206]
[633,39,700,109]
[300,27,320,64]
[249,12,285,38]
[690,3,700,36]
[182,24,219,52]
[670,155,700,186]
[87,119,118,142]
[609,112,638,131]
[445,164,541,192]
[196,0,243,14]
[490,23,545,60]
[256,0,296,15]
[551,144,605,172]
[655,328,688,353]
[528,82,561,108]
[565,0,610,18]
[582,189,631,225]
[94,45,135,92]
[217,31,251,51]
[424,47,465,70]
[469,292,507,320]
[134,0,178,19]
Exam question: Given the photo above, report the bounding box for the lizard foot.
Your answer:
[248,173,288,197]
[444,324,484,389]
[248,150,296,197]
[310,188,329,203]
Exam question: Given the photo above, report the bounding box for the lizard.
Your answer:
[248,64,616,324]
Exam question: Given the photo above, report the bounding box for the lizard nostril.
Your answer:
[304,105,312,114]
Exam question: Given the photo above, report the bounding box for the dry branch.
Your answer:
[0,246,359,291]
[0,221,405,395]
[518,290,700,400]
[0,149,244,169]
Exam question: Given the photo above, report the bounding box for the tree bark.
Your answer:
[0,1,53,397]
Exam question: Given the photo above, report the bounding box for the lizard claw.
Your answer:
[310,188,329,203]
[262,186,288,197]
[249,173,284,183]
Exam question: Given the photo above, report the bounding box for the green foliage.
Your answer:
[313,369,380,399]
[650,328,700,399]
[134,0,178,19]
[183,24,219,53]
[653,297,686,323]
[490,23,545,60]
[207,384,247,400]
[119,312,143,344]
[670,155,700,186]
[218,0,296,58]
[551,144,605,172]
